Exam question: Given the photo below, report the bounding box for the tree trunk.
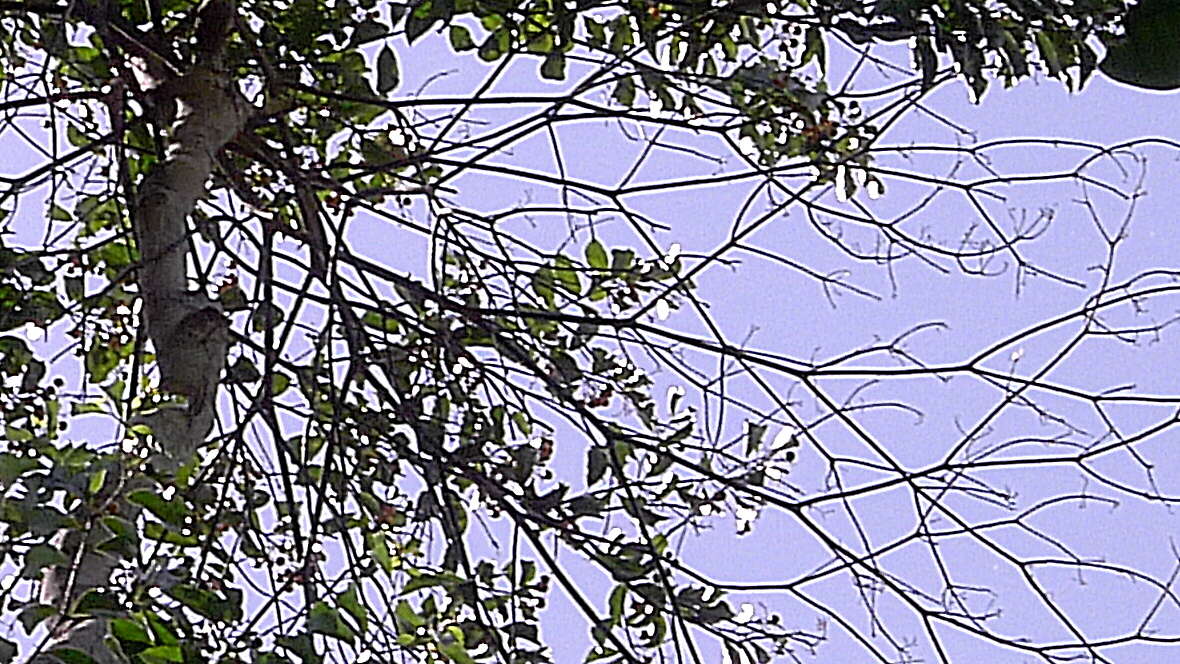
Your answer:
[34,9,248,658]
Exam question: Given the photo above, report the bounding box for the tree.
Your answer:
[1,0,1178,663]
[1098,0,1180,89]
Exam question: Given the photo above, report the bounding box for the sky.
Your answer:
[3,12,1180,664]
[371,32,1180,663]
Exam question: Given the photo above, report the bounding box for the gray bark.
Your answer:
[34,34,249,664]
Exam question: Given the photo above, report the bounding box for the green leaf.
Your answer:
[0,290,65,331]
[85,343,118,383]
[1077,42,1098,89]
[49,203,72,221]
[376,44,400,94]
[541,51,566,80]
[567,494,605,518]
[64,275,84,301]
[697,600,734,624]
[87,466,107,495]
[586,446,608,485]
[0,452,39,484]
[449,25,475,51]
[98,514,140,556]
[24,505,70,536]
[74,588,123,616]
[404,1,439,44]
[143,521,199,546]
[480,14,503,31]
[1036,31,1061,77]
[1099,0,1180,90]
[250,302,284,332]
[394,599,426,632]
[215,283,248,315]
[18,604,56,634]
[138,645,183,663]
[478,32,502,62]
[999,33,1028,79]
[803,26,826,72]
[361,311,400,333]
[226,357,262,384]
[275,632,323,664]
[608,584,626,626]
[45,648,98,664]
[437,625,476,664]
[612,439,633,465]
[21,360,46,393]
[271,372,292,396]
[610,249,635,273]
[585,17,606,47]
[609,15,634,53]
[613,76,636,106]
[504,621,539,643]
[745,422,767,454]
[66,124,87,147]
[101,515,139,544]
[72,399,105,415]
[526,31,555,54]
[585,240,608,270]
[553,256,582,295]
[367,532,395,573]
[550,350,581,383]
[531,267,557,308]
[339,583,369,633]
[128,489,189,527]
[4,425,33,443]
[144,612,179,645]
[351,19,388,46]
[401,571,463,594]
[20,544,67,579]
[309,601,356,644]
[914,35,937,90]
[165,584,243,623]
